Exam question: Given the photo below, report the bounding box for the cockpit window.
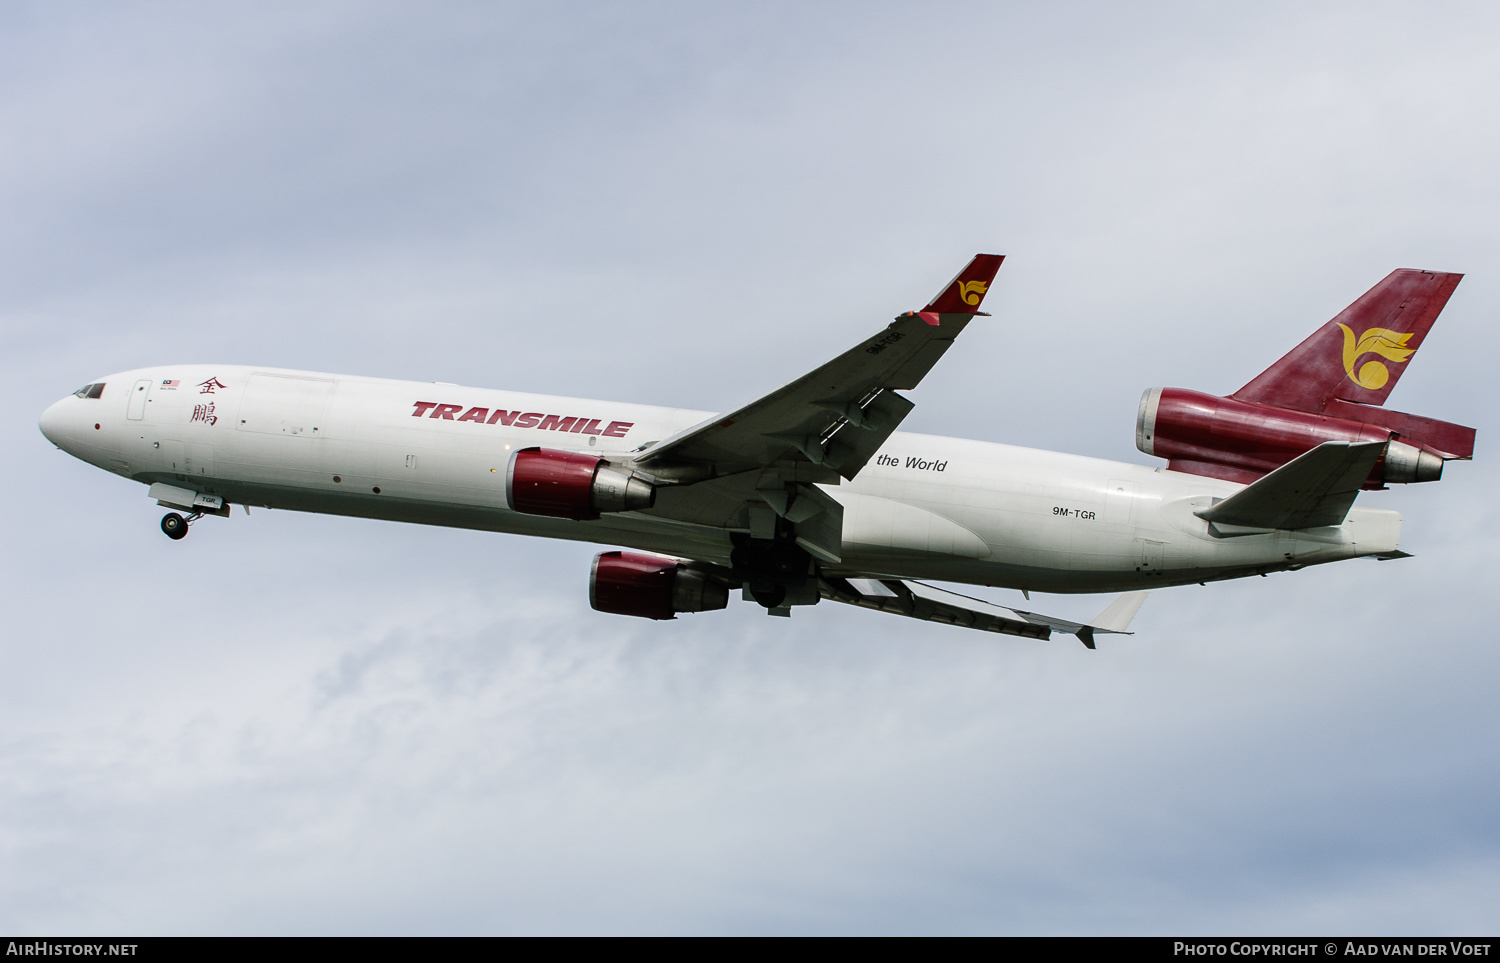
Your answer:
[72,383,105,399]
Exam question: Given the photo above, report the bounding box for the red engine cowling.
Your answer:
[506,447,656,520]
[1137,387,1444,487]
[589,551,730,620]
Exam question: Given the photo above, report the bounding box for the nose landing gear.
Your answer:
[160,511,198,540]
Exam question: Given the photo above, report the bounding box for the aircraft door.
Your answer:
[1137,538,1165,575]
[126,379,152,420]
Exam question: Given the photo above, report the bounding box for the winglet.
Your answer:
[922,254,1005,315]
[1074,592,1148,649]
[1089,591,1148,633]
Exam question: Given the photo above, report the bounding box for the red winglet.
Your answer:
[923,253,1005,314]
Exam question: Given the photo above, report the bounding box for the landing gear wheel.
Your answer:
[161,512,188,540]
[749,583,787,609]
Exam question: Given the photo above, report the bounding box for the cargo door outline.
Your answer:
[237,374,335,436]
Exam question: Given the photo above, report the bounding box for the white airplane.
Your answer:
[38,255,1475,647]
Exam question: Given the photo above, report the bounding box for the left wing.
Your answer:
[822,576,1148,649]
[634,254,1004,484]
[629,255,1003,563]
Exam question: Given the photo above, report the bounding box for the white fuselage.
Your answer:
[38,365,1401,593]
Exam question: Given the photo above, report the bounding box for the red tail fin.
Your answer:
[1232,269,1462,412]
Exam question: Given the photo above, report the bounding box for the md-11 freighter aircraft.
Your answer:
[38,256,1476,647]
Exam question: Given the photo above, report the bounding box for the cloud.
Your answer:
[3,0,1498,934]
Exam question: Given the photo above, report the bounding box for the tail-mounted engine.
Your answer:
[589,550,730,620]
[1136,387,1456,488]
[506,447,656,520]
[1136,269,1475,488]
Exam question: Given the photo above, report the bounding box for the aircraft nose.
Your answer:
[39,397,79,449]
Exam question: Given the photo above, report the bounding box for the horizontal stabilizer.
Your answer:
[1319,398,1475,460]
[824,577,1146,649]
[1196,441,1385,531]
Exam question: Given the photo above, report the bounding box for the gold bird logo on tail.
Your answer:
[1338,324,1416,390]
[958,280,989,306]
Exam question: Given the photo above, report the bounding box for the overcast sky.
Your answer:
[3,1,1498,935]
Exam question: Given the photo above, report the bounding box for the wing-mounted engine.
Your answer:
[621,253,1005,615]
[1137,268,1475,487]
[589,550,730,620]
[506,447,656,520]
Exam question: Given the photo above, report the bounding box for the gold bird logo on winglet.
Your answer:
[1338,324,1416,390]
[958,280,989,306]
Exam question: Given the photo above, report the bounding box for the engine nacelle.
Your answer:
[589,550,730,620]
[506,447,656,520]
[1137,387,1443,488]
